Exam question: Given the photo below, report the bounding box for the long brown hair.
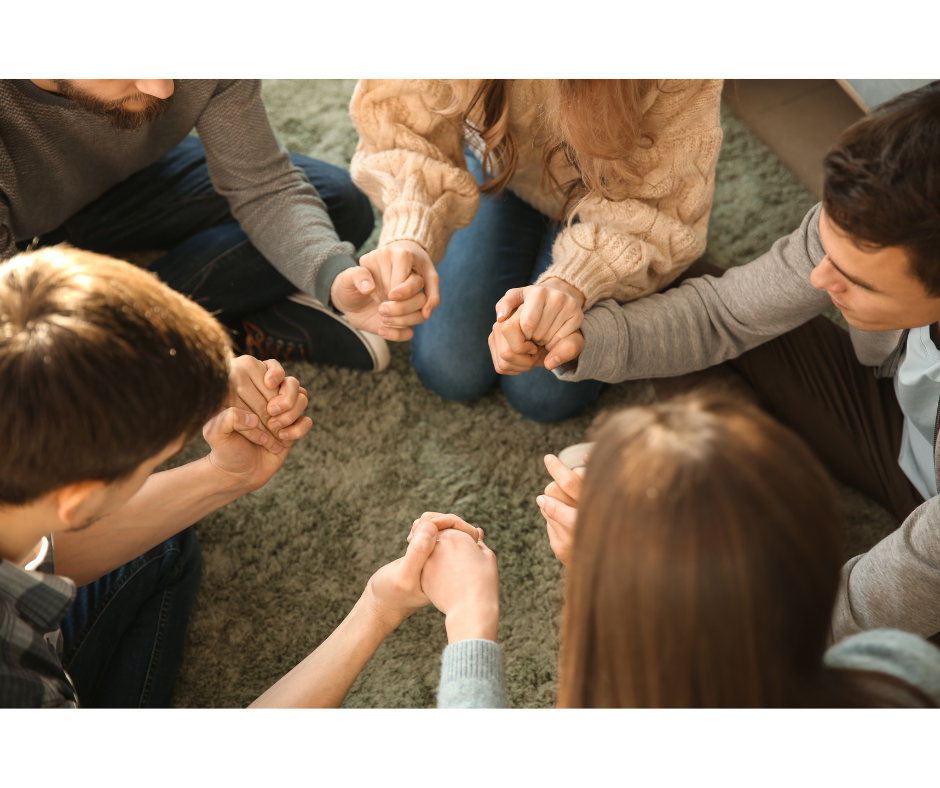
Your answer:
[447,79,656,219]
[557,394,933,708]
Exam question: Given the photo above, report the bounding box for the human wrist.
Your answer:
[323,253,360,311]
[360,582,410,637]
[541,277,586,308]
[444,602,499,644]
[198,453,257,497]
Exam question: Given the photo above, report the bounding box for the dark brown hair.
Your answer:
[823,81,940,295]
[0,245,233,505]
[453,79,655,218]
[558,394,934,708]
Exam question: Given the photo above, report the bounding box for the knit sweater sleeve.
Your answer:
[349,79,481,263]
[437,639,508,708]
[537,80,724,309]
[196,80,357,305]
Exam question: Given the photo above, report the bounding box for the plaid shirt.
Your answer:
[0,538,79,707]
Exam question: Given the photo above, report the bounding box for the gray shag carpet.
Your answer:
[166,80,899,708]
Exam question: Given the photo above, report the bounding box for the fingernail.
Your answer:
[244,413,252,426]
[259,433,268,443]
[544,454,555,465]
[271,442,283,453]
[279,430,290,440]
[378,306,389,316]
[382,317,392,325]
[497,309,505,319]
[270,421,282,432]
[269,405,282,416]
[546,356,559,367]
[537,495,546,506]
[360,281,372,292]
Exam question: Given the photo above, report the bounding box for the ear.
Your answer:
[49,480,106,527]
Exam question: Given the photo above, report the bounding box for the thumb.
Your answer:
[495,288,526,322]
[351,266,377,296]
[399,521,437,577]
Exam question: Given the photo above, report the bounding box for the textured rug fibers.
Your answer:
[167,80,899,708]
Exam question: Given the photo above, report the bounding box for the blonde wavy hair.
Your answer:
[442,79,657,221]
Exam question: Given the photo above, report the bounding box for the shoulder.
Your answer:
[825,629,940,704]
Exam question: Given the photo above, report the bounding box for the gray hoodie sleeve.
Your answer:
[824,629,940,704]
[195,80,358,305]
[437,639,507,708]
[832,496,940,643]
[554,203,832,383]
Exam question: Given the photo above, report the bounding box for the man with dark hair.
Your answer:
[0,245,315,706]
[508,82,940,642]
[0,80,429,372]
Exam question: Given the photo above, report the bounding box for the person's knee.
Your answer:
[501,375,596,423]
[412,341,496,402]
[291,155,374,249]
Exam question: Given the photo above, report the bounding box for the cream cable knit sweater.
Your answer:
[349,79,723,308]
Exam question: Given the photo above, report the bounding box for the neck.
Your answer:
[0,500,62,566]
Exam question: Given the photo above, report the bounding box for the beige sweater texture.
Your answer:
[349,79,723,308]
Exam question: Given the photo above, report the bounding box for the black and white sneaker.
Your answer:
[240,293,390,372]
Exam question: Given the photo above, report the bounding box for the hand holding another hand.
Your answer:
[489,278,587,375]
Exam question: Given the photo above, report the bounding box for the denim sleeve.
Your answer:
[824,629,940,704]
[437,639,507,709]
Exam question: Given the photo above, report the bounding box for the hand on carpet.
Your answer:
[537,454,585,566]
[330,257,429,341]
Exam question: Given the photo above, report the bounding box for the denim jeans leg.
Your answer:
[54,137,374,324]
[59,527,203,708]
[499,222,605,423]
[410,153,554,401]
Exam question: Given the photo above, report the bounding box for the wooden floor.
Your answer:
[723,79,865,199]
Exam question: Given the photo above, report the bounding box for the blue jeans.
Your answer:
[60,527,202,708]
[39,136,375,328]
[410,154,603,423]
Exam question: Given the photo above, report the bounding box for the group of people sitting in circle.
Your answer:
[2,78,940,708]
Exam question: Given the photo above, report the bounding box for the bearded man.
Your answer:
[0,79,423,370]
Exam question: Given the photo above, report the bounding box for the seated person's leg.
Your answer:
[55,137,383,370]
[60,527,203,708]
[653,262,922,524]
[411,154,551,402]
[500,224,604,423]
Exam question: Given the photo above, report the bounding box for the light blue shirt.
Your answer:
[894,325,940,501]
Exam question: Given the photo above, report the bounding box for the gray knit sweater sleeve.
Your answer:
[196,80,357,304]
[437,639,507,708]
[824,629,940,704]
[552,203,831,384]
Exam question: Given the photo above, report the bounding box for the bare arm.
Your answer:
[250,521,440,708]
[52,456,247,586]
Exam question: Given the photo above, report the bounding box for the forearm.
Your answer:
[831,496,940,643]
[250,592,396,708]
[53,456,247,585]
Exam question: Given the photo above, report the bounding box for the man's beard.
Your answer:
[52,79,175,130]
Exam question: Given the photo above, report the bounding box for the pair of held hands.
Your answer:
[366,456,585,642]
[329,239,587,374]
[205,356,578,646]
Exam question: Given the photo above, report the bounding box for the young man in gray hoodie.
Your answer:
[492,81,940,644]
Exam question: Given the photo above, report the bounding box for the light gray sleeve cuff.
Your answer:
[824,629,940,704]
[437,639,508,709]
[552,299,627,383]
[313,252,358,309]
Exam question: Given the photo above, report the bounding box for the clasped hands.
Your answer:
[329,239,586,374]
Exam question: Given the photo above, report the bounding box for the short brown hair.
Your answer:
[558,394,933,708]
[823,81,940,295]
[0,246,233,505]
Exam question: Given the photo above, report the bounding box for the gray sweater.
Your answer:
[437,630,940,708]
[553,203,940,643]
[0,79,356,304]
